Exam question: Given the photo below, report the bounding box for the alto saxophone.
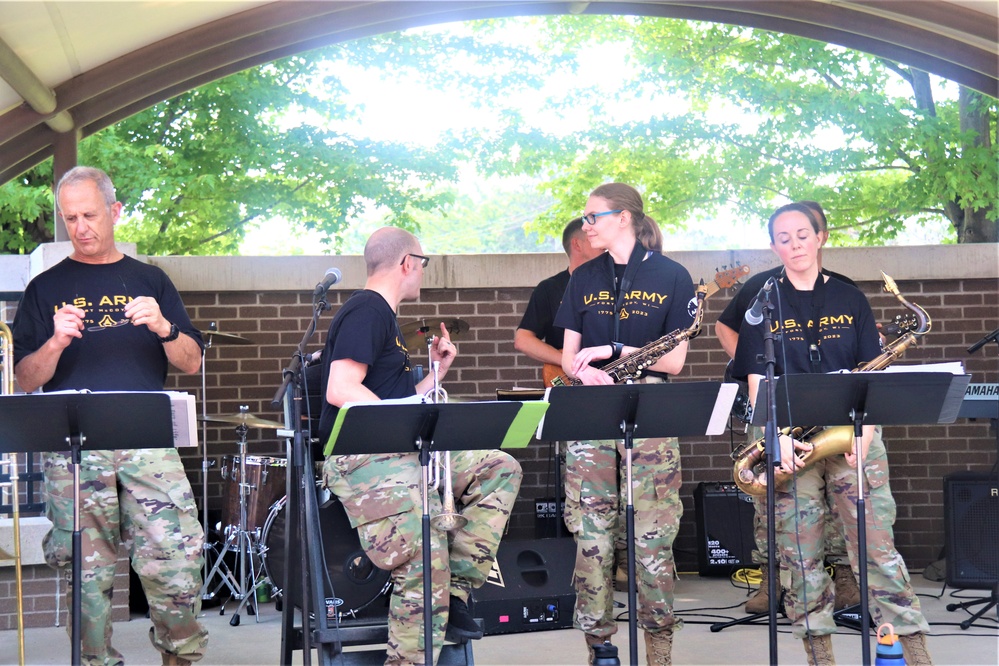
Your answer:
[731,272,931,496]
[551,282,708,386]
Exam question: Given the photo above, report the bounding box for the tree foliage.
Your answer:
[465,16,996,244]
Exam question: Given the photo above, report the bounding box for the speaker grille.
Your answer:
[944,472,999,589]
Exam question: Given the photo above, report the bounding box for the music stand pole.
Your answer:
[849,409,872,666]
[760,294,781,665]
[69,422,83,666]
[619,393,640,666]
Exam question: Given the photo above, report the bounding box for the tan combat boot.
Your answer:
[899,633,933,665]
[803,634,836,666]
[644,629,674,666]
[746,564,770,614]
[832,564,860,610]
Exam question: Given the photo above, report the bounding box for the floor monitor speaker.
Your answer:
[468,537,576,635]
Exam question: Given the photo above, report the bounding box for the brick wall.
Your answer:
[2,251,997,630]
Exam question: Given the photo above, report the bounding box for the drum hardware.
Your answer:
[198,406,273,626]
[399,317,470,350]
[197,322,257,604]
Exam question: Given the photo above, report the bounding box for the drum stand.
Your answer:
[199,324,256,606]
[199,415,268,625]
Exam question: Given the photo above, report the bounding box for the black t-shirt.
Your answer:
[554,250,696,354]
[517,269,570,349]
[732,275,881,379]
[317,290,415,444]
[717,265,856,332]
[12,256,201,391]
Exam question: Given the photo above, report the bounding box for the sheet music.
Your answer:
[708,383,740,436]
[166,392,198,448]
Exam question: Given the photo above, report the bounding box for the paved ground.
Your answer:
[3,573,996,665]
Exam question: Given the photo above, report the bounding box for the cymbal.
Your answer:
[202,327,254,345]
[399,318,470,349]
[199,412,285,429]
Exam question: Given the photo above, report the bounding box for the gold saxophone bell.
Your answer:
[422,361,468,533]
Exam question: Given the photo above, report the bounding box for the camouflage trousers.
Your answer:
[42,448,208,665]
[564,435,683,638]
[774,428,930,638]
[323,449,522,665]
[746,426,849,566]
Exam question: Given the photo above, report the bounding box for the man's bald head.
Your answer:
[364,227,420,276]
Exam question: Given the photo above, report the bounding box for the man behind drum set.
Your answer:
[317,226,523,665]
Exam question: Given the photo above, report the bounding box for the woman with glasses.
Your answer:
[554,183,696,666]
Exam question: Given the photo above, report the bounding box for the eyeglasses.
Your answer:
[582,209,623,225]
[402,253,430,268]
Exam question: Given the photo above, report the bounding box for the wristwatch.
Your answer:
[157,322,180,343]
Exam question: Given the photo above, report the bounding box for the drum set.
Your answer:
[192,318,469,627]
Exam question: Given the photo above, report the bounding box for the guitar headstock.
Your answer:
[703,264,752,299]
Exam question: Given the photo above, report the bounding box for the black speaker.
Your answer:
[694,482,755,576]
[944,471,999,589]
[468,537,576,635]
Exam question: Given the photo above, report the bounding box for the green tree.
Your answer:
[468,16,997,244]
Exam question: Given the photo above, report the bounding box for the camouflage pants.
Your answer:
[323,449,522,665]
[564,435,683,638]
[747,426,849,566]
[43,448,208,666]
[774,428,930,638]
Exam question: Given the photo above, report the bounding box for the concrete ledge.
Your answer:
[0,243,996,295]
[0,516,51,567]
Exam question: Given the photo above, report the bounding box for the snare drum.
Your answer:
[220,455,287,538]
[261,495,390,620]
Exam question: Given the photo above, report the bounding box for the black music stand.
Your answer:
[751,370,970,666]
[0,392,175,666]
[325,399,544,666]
[538,382,736,666]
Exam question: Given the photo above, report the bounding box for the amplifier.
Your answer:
[694,482,755,576]
[468,537,576,635]
[945,471,999,589]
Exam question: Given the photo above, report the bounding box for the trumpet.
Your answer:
[0,320,25,665]
[424,361,467,533]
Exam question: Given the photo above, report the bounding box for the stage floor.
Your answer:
[3,573,996,665]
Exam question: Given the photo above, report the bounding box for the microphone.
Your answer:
[744,277,775,326]
[313,267,342,297]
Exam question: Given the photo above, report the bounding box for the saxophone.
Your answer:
[731,272,931,496]
[551,282,707,386]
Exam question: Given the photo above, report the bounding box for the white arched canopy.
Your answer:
[1,0,996,189]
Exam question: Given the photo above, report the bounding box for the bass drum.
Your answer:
[261,495,391,620]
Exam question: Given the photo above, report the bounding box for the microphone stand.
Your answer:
[272,291,333,666]
[759,290,781,666]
